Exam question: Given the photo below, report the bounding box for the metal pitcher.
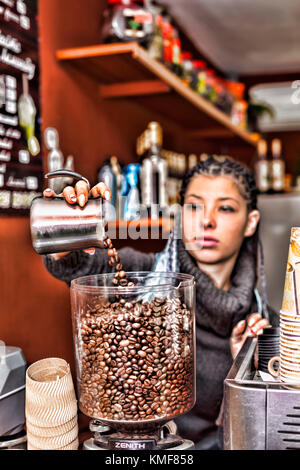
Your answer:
[30,170,106,255]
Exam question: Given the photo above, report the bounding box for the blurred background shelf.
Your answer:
[56,42,259,148]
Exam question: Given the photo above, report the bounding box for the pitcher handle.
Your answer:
[45,170,90,189]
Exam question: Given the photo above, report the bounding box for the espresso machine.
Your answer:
[224,337,300,450]
[70,272,196,450]
[0,344,27,449]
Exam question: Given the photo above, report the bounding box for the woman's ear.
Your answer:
[244,210,260,238]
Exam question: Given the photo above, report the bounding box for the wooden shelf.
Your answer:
[56,42,259,147]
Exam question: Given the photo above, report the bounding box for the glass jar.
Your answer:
[205,69,218,103]
[101,0,154,45]
[71,272,196,431]
[190,60,207,96]
[181,52,194,87]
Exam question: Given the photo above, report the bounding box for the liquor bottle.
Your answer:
[171,27,183,77]
[139,122,168,218]
[254,139,270,194]
[110,155,123,220]
[271,138,285,193]
[164,151,177,207]
[18,74,40,156]
[181,52,194,88]
[121,163,141,221]
[188,154,198,171]
[63,155,75,186]
[98,159,117,221]
[147,13,163,61]
[45,127,65,194]
[162,16,173,69]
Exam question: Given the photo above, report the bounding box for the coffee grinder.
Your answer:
[0,344,27,449]
[70,272,196,451]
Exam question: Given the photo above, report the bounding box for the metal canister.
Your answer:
[30,170,106,255]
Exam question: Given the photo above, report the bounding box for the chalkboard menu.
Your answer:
[0,0,43,216]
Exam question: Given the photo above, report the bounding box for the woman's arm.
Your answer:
[43,247,156,286]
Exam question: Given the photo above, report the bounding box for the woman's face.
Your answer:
[182,174,260,265]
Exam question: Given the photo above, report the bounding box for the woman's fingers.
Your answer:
[249,319,270,336]
[91,182,111,201]
[75,180,90,207]
[43,188,56,198]
[44,180,111,207]
[247,313,271,336]
[62,186,77,204]
[248,312,262,327]
[231,320,246,340]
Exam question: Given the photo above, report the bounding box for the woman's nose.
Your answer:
[203,210,216,229]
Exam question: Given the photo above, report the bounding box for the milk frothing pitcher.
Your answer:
[30,170,106,255]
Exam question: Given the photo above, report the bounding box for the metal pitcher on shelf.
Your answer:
[30,170,107,255]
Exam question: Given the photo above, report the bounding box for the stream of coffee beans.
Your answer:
[103,237,134,288]
[78,238,194,422]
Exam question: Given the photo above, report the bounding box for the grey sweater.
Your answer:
[43,242,279,450]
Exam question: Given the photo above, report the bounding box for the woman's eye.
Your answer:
[219,205,235,213]
[186,203,202,211]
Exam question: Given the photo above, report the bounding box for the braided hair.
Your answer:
[180,154,269,319]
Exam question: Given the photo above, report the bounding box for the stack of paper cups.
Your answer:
[25,358,79,450]
[269,228,300,387]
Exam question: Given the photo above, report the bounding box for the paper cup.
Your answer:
[281,228,300,316]
[27,423,78,450]
[26,416,78,438]
[26,358,78,427]
[27,437,79,451]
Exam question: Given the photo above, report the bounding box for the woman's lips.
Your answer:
[201,237,219,248]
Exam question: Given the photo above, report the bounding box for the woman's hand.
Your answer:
[43,180,111,259]
[230,313,271,360]
[43,180,111,207]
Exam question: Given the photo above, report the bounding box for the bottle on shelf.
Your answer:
[147,13,164,61]
[205,69,218,104]
[139,121,168,218]
[98,158,117,221]
[177,153,187,197]
[181,52,194,88]
[110,155,123,220]
[271,138,285,194]
[171,27,183,77]
[164,150,177,207]
[63,155,75,186]
[190,60,208,97]
[45,127,65,195]
[162,16,173,69]
[18,74,40,156]
[215,78,232,115]
[228,82,248,130]
[254,139,271,194]
[188,154,198,171]
[121,163,141,220]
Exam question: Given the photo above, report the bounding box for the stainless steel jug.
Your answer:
[30,170,106,255]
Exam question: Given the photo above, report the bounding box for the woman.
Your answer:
[43,154,278,450]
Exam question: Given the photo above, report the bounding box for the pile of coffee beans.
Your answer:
[79,295,194,422]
